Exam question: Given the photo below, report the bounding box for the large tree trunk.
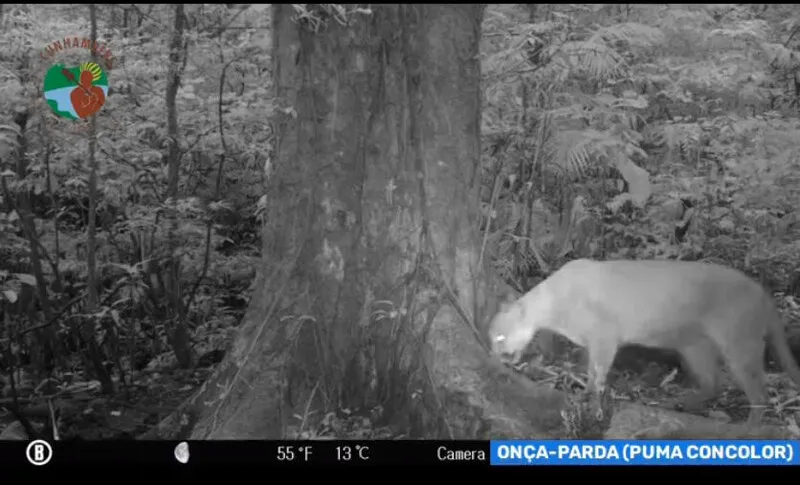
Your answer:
[142,4,566,440]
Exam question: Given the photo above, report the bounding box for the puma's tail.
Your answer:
[768,315,800,389]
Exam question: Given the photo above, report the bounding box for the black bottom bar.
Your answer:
[1,440,797,476]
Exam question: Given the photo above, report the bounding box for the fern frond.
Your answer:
[561,39,624,80]
[610,92,649,111]
[762,42,800,69]
[661,7,715,28]
[662,123,702,153]
[706,20,770,46]
[554,129,612,177]
[592,22,665,50]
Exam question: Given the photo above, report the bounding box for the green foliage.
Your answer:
[290,4,372,33]
[481,4,800,293]
[0,4,270,397]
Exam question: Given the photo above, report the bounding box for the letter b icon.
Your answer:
[26,440,53,466]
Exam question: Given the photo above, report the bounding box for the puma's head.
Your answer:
[488,298,535,364]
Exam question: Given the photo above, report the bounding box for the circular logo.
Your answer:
[43,62,108,120]
[25,439,53,466]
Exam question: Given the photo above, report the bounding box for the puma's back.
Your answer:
[547,259,774,347]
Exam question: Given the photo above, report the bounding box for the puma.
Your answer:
[488,258,800,425]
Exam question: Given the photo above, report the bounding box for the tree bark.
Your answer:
[164,3,194,369]
[141,4,565,440]
[82,2,114,395]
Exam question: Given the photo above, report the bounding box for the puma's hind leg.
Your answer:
[717,336,769,426]
[676,338,722,415]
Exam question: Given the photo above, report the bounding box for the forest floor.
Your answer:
[2,306,799,439]
[0,357,212,439]
[4,347,798,440]
[522,350,800,431]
